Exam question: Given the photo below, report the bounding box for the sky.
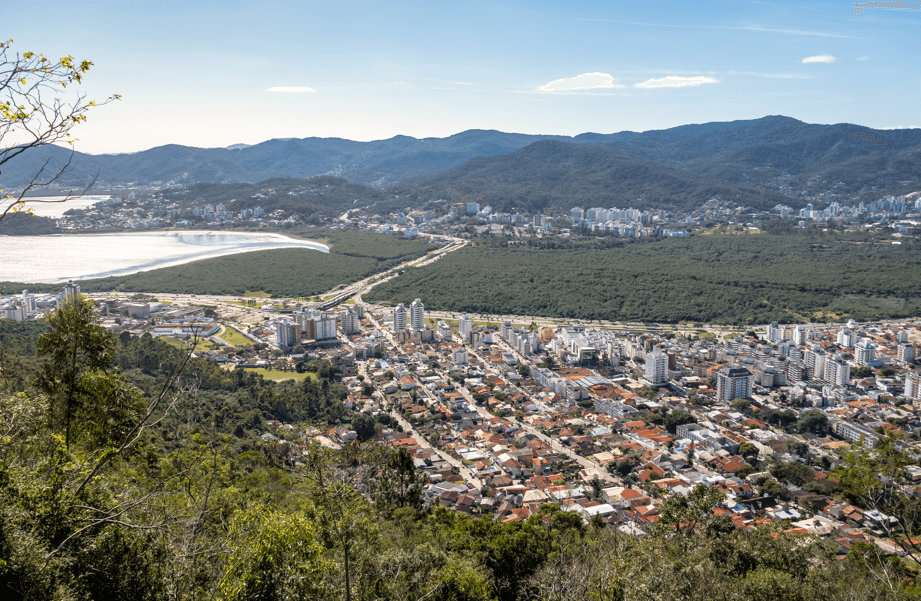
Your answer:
[2,0,919,154]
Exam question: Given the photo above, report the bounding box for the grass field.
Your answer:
[243,367,316,381]
[158,336,223,352]
[218,326,252,347]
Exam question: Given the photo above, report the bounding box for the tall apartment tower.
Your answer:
[803,347,827,381]
[898,343,916,364]
[339,310,360,335]
[277,321,301,348]
[824,355,851,387]
[62,280,81,304]
[837,328,855,350]
[409,298,425,332]
[856,338,876,366]
[645,347,669,386]
[906,372,921,401]
[716,366,753,402]
[392,303,408,333]
[793,326,808,346]
[458,314,473,342]
[765,322,782,343]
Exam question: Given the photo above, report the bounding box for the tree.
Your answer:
[219,508,333,601]
[738,442,760,460]
[1,40,119,221]
[662,410,696,435]
[852,365,874,379]
[796,409,828,436]
[36,298,143,449]
[374,446,427,514]
[352,412,376,442]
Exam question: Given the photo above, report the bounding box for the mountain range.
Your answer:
[3,116,919,212]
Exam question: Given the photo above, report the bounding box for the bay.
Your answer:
[16,195,111,218]
[0,231,329,283]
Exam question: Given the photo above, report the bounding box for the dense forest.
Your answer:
[366,229,921,324]
[0,231,438,297]
[1,307,917,600]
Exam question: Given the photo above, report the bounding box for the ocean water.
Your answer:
[15,195,111,218]
[0,231,329,283]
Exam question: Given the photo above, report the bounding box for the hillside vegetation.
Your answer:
[390,140,796,214]
[365,230,921,324]
[0,315,914,600]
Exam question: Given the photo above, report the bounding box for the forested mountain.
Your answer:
[388,140,795,214]
[2,117,919,206]
[0,130,565,190]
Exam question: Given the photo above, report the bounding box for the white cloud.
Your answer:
[265,86,316,93]
[538,72,618,92]
[801,55,837,64]
[856,56,870,61]
[634,75,719,89]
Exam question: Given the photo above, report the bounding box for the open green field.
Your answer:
[158,336,223,352]
[218,326,252,347]
[243,367,316,381]
[367,231,921,325]
[1,231,439,298]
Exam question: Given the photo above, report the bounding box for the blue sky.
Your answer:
[3,0,918,153]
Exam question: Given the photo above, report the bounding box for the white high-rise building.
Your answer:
[21,290,35,312]
[459,314,473,342]
[645,347,669,386]
[793,326,808,346]
[339,310,360,335]
[905,372,921,401]
[804,347,827,381]
[824,355,850,387]
[409,298,425,331]
[277,321,301,348]
[837,328,856,350]
[571,207,584,222]
[856,338,876,366]
[717,366,753,402]
[392,303,408,332]
[62,280,80,304]
[765,322,782,343]
[898,330,910,344]
[898,343,916,364]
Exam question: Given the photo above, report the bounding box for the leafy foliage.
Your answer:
[367,231,921,324]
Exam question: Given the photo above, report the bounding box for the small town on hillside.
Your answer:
[5,275,921,558]
[41,184,921,240]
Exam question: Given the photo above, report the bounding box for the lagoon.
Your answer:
[0,231,329,283]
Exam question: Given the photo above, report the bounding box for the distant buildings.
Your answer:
[295,309,337,341]
[898,343,916,364]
